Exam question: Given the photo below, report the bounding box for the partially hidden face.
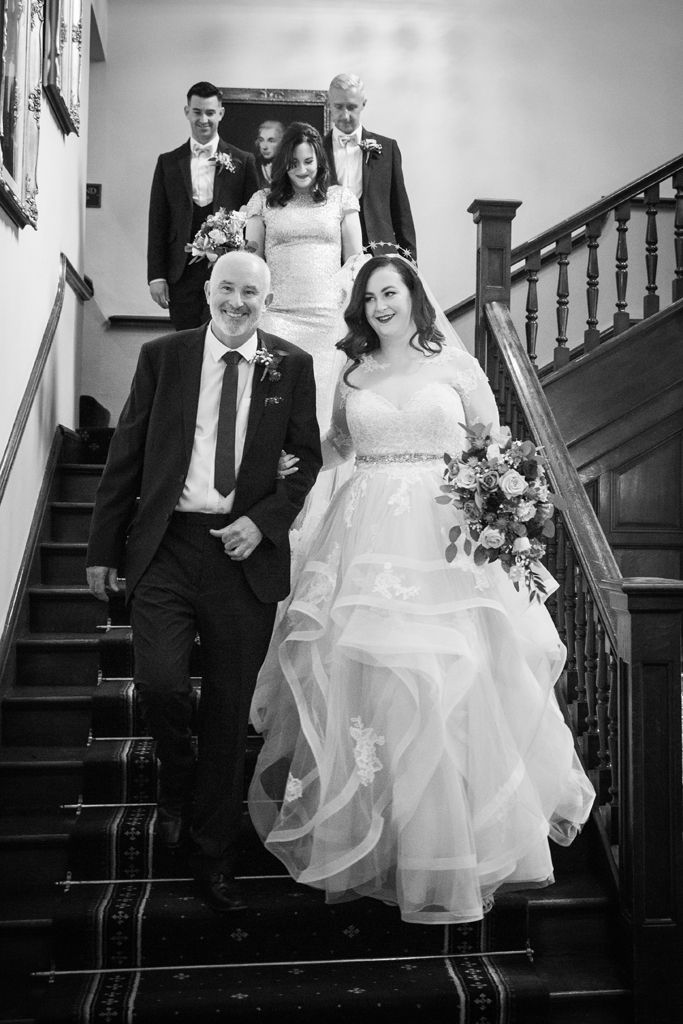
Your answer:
[364,266,415,341]
[205,255,272,343]
[287,142,318,193]
[257,124,283,161]
[327,85,366,135]
[184,94,224,144]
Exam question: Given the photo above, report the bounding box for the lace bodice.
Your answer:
[245,185,359,315]
[326,349,500,463]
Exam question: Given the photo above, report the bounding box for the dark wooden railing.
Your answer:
[467,154,683,371]
[470,200,683,1023]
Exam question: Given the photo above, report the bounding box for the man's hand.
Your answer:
[86,566,120,602]
[209,517,263,561]
[149,280,170,310]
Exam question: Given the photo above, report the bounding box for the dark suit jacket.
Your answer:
[86,327,321,605]
[324,128,417,261]
[147,139,259,285]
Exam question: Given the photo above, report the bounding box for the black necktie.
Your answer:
[214,350,241,496]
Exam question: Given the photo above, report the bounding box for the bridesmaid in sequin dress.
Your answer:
[244,122,363,430]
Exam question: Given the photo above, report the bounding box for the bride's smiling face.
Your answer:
[364,267,415,342]
[287,143,318,194]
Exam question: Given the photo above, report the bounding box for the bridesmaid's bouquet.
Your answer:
[437,423,563,600]
[185,207,247,264]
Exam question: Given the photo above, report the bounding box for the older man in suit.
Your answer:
[148,81,259,330]
[86,251,321,913]
[323,73,417,262]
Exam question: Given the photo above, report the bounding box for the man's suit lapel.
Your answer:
[178,141,193,203]
[324,134,338,186]
[177,329,205,466]
[361,128,372,199]
[243,329,270,456]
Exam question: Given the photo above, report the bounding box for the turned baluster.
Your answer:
[524,252,541,366]
[673,169,683,302]
[553,234,572,369]
[584,217,602,352]
[613,201,631,334]
[554,518,567,643]
[583,590,599,769]
[606,642,620,844]
[544,520,558,625]
[643,184,660,319]
[595,618,611,803]
[573,564,588,738]
[563,536,577,706]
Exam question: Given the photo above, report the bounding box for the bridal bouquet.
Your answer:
[185,207,247,264]
[437,422,563,600]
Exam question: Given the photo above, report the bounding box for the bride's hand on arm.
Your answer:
[277,450,300,479]
[245,216,265,259]
[341,211,363,263]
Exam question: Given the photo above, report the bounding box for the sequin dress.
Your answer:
[245,186,360,427]
[248,349,595,925]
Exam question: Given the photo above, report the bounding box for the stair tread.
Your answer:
[50,501,95,508]
[28,585,98,595]
[2,685,95,702]
[59,464,104,471]
[0,813,75,839]
[40,542,88,550]
[16,632,101,647]
[0,746,85,765]
[536,950,631,995]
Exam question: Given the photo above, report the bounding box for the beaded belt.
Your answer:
[356,453,442,465]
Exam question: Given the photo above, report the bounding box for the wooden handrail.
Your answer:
[509,152,683,265]
[0,254,92,506]
[484,301,621,643]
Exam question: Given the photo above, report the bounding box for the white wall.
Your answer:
[0,2,96,627]
[85,0,683,329]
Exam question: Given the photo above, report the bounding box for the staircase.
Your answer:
[0,428,632,1022]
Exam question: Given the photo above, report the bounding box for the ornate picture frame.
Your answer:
[0,0,43,229]
[218,87,330,154]
[43,0,83,136]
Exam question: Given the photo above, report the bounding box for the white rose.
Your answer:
[480,526,505,549]
[491,425,512,446]
[516,500,536,522]
[486,443,501,461]
[455,465,477,489]
[499,469,527,498]
[513,536,531,553]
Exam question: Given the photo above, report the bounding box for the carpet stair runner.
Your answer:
[33,670,546,1021]
[1,429,631,1023]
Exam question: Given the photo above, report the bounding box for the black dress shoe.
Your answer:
[156,808,184,849]
[199,873,247,914]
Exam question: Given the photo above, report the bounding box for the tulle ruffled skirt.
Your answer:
[248,460,595,924]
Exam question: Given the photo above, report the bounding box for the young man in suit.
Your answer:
[86,251,321,913]
[323,73,417,262]
[147,82,259,330]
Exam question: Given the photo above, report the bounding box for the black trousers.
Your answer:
[130,512,277,876]
[168,260,211,332]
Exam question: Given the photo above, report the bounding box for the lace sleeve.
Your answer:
[322,370,355,469]
[244,189,267,218]
[340,186,361,216]
[449,352,501,432]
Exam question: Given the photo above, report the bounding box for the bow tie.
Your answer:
[192,143,213,158]
[339,135,359,147]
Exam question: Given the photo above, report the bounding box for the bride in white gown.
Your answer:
[248,255,595,925]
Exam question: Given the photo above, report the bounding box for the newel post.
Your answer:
[609,578,683,1022]
[468,199,521,368]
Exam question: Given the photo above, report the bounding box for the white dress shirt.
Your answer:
[176,326,258,513]
[190,135,219,206]
[332,125,363,199]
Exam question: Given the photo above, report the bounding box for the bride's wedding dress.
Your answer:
[248,348,595,924]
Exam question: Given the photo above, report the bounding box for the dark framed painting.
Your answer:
[0,0,42,228]
[43,0,83,135]
[218,87,330,155]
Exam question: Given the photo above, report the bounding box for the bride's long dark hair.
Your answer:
[337,256,445,385]
[267,122,329,207]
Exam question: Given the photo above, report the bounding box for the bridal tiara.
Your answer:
[363,240,417,268]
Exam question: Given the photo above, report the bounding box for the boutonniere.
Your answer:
[211,151,239,174]
[253,347,287,383]
[264,395,283,406]
[359,138,382,164]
